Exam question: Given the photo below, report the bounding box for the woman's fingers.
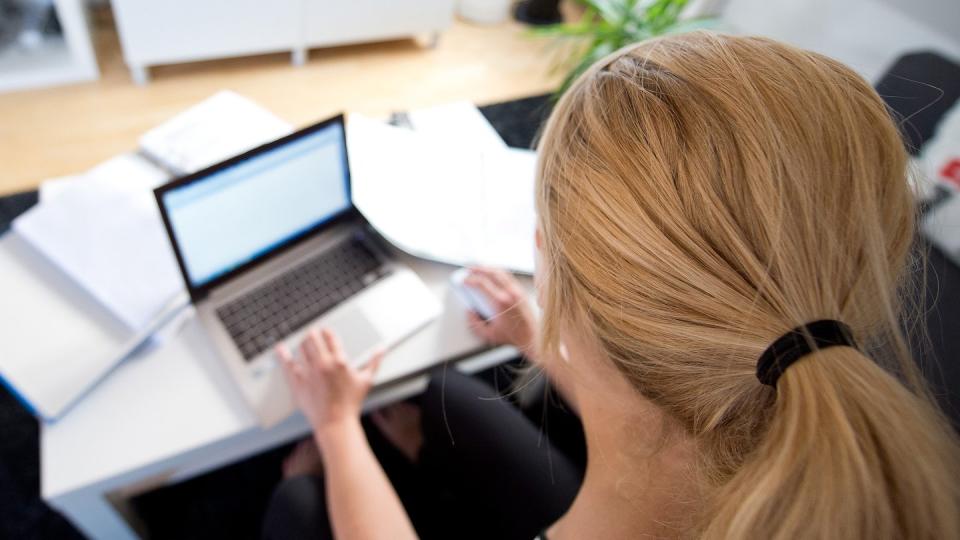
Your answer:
[465,273,512,309]
[467,311,494,341]
[473,266,522,295]
[276,343,300,388]
[318,328,339,369]
[321,328,347,367]
[300,332,316,366]
[361,349,386,382]
[478,266,513,291]
[276,342,294,364]
[301,329,332,371]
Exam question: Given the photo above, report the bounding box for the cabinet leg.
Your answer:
[130,65,150,85]
[423,31,440,49]
[291,48,307,67]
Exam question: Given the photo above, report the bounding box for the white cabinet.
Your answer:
[303,0,453,47]
[110,0,455,84]
[0,0,99,93]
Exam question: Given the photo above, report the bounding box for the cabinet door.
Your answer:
[112,0,301,65]
[303,0,454,47]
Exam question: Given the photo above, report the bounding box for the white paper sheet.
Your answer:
[406,101,509,153]
[39,174,82,203]
[476,148,537,271]
[13,154,183,331]
[348,114,536,274]
[139,90,293,175]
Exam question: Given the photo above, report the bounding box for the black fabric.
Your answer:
[130,443,290,539]
[756,320,859,387]
[417,368,582,539]
[514,0,563,26]
[0,361,83,540]
[875,52,960,155]
[478,94,553,149]
[262,475,330,540]
[914,241,960,429]
[0,190,38,236]
[261,368,583,540]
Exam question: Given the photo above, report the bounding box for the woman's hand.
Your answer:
[276,329,384,447]
[464,267,539,361]
[278,331,417,540]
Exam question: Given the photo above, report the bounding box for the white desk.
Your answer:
[0,231,518,539]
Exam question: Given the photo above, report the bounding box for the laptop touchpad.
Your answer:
[326,308,383,364]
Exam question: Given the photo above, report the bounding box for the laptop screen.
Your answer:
[158,119,351,291]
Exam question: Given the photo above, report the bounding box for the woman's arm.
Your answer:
[277,329,417,540]
[316,419,417,540]
[464,268,579,413]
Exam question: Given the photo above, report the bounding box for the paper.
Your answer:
[348,114,536,273]
[477,148,538,271]
[13,154,184,331]
[406,101,508,153]
[139,90,293,176]
[39,174,82,203]
[0,232,133,421]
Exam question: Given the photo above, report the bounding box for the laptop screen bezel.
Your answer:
[154,113,358,303]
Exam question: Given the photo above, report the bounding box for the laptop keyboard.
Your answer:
[216,234,391,361]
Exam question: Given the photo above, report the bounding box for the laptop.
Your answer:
[154,114,441,426]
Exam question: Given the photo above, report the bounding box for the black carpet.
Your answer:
[2,75,959,539]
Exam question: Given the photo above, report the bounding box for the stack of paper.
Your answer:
[348,111,537,274]
[20,91,297,331]
[405,101,509,153]
[140,90,293,176]
[3,91,295,420]
[14,155,181,331]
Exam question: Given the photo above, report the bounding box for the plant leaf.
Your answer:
[582,0,627,25]
[542,0,699,98]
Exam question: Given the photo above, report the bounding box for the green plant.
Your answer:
[532,0,714,96]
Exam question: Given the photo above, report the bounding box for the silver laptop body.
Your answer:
[155,114,440,426]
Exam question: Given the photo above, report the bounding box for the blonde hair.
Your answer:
[535,31,960,538]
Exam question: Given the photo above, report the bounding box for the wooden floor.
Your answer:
[0,8,564,195]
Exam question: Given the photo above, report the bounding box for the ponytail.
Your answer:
[703,347,960,539]
[534,31,960,538]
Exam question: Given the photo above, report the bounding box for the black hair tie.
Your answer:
[756,320,858,387]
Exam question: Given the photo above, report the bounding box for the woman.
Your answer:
[267,32,960,539]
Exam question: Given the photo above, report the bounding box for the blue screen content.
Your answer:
[162,123,350,289]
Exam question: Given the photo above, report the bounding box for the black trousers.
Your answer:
[262,366,585,540]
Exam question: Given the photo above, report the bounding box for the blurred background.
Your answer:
[1,1,959,539]
[0,0,957,196]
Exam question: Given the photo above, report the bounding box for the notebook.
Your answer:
[139,90,293,176]
[4,91,294,420]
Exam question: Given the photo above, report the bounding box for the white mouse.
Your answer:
[449,268,497,320]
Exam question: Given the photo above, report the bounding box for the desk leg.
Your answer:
[417,31,440,49]
[50,489,140,540]
[129,64,150,85]
[291,47,307,66]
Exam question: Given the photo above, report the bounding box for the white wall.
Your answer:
[875,0,960,41]
[722,0,960,81]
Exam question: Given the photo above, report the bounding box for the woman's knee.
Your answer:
[262,475,331,540]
